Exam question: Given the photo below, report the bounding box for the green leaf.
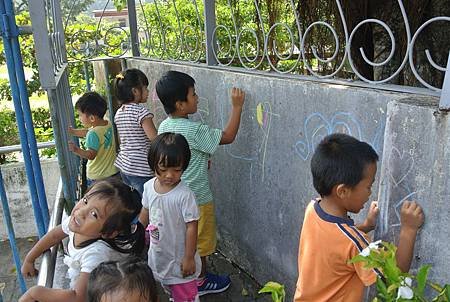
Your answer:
[241,287,248,296]
[444,285,450,301]
[416,265,431,296]
[387,283,398,293]
[376,278,388,296]
[258,282,285,302]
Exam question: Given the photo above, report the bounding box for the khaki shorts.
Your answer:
[197,201,216,257]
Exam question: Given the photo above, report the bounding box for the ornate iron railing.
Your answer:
[61,0,449,95]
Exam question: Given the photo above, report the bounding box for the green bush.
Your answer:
[0,110,20,163]
[0,106,55,164]
[350,241,450,301]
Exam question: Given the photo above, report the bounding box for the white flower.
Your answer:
[397,277,413,300]
[360,240,382,257]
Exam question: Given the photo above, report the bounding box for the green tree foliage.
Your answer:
[14,0,95,19]
[0,107,55,163]
[134,0,293,68]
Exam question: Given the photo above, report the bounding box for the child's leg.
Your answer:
[196,201,231,295]
[169,280,199,302]
[197,201,217,274]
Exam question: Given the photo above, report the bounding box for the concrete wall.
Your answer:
[122,59,445,298]
[0,159,60,239]
[376,98,450,287]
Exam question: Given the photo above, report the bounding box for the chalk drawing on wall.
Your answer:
[383,146,422,229]
[221,101,279,183]
[293,112,385,161]
[255,102,279,181]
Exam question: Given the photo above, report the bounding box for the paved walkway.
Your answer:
[1,238,272,302]
[0,237,40,302]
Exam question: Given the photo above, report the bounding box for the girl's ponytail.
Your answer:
[113,68,149,104]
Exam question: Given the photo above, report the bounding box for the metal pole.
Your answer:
[439,52,450,111]
[83,61,91,91]
[4,0,50,228]
[203,0,218,66]
[0,0,46,237]
[0,170,27,294]
[127,0,140,56]
[103,60,115,123]
[120,58,127,70]
[48,88,76,210]
[62,74,79,203]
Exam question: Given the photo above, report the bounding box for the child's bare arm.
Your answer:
[141,117,157,141]
[68,142,97,160]
[22,225,67,278]
[356,201,379,233]
[68,126,88,138]
[139,208,149,226]
[19,272,89,302]
[181,220,198,277]
[220,88,245,145]
[396,201,424,272]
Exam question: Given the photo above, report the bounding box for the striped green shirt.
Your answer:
[158,117,222,205]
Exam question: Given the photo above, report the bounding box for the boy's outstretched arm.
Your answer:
[21,225,67,278]
[68,126,88,138]
[396,201,424,272]
[356,201,379,233]
[220,87,245,145]
[68,141,97,160]
[19,272,89,302]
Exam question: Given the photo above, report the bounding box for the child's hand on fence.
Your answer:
[181,256,196,277]
[400,201,424,232]
[231,87,245,109]
[21,259,38,278]
[68,126,75,136]
[68,141,78,153]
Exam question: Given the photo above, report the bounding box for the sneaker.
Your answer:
[197,272,231,296]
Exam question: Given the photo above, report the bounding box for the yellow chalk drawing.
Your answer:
[256,103,264,127]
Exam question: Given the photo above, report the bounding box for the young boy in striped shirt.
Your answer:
[294,133,424,302]
[156,70,245,296]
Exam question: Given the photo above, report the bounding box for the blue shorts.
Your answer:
[119,172,153,196]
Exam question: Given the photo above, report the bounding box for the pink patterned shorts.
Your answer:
[167,279,199,302]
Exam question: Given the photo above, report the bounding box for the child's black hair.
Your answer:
[311,133,378,197]
[75,92,107,118]
[147,132,191,175]
[113,68,149,104]
[78,179,145,255]
[155,70,195,114]
[88,257,158,302]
